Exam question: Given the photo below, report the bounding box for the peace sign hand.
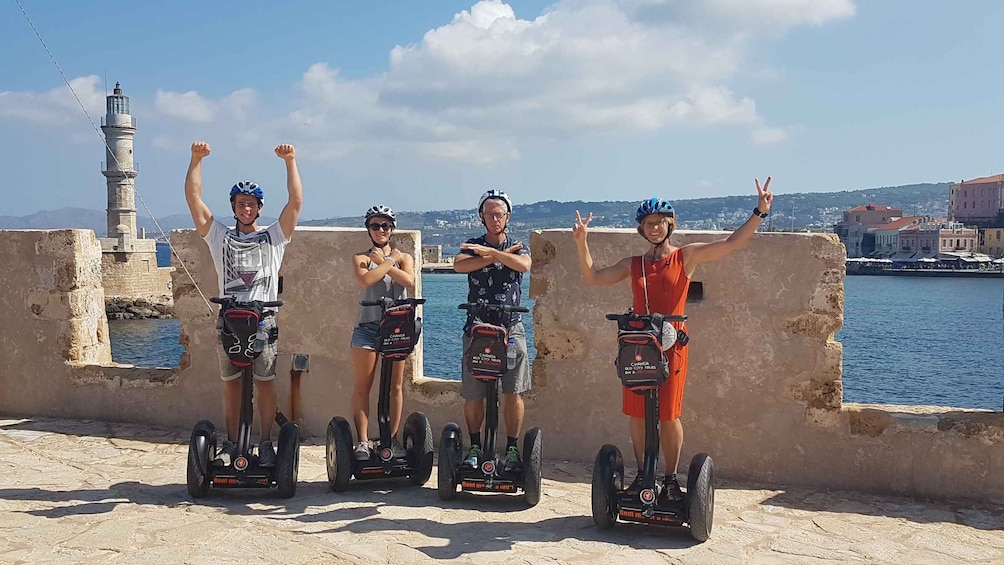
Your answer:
[755,177,773,213]
[573,210,593,244]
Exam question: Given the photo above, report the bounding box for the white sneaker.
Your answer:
[354,441,371,461]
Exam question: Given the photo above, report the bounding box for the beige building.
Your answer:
[949,174,1004,227]
[833,203,903,257]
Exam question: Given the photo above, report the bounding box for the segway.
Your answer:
[187,297,300,498]
[437,300,542,506]
[326,297,434,491]
[591,309,714,541]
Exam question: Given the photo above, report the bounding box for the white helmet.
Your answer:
[364,204,396,225]
[478,189,512,213]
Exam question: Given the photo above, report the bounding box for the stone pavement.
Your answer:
[1,417,1002,565]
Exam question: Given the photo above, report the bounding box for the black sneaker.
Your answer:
[627,473,644,493]
[659,475,685,502]
[258,441,276,468]
[391,437,407,458]
[503,445,522,472]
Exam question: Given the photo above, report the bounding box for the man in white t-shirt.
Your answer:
[184,141,303,467]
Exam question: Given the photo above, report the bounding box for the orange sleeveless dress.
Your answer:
[623,248,690,421]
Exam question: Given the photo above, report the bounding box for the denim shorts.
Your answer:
[351,321,381,350]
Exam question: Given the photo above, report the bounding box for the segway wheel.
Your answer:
[685,452,715,542]
[276,421,300,498]
[187,420,216,499]
[522,427,543,507]
[437,423,462,500]
[326,417,354,492]
[591,444,623,529]
[404,412,434,486]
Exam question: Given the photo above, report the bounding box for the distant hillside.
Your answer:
[3,182,950,246]
[0,210,275,238]
[303,182,952,246]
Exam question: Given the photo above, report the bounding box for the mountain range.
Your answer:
[0,182,951,246]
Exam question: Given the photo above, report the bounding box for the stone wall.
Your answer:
[0,227,1002,502]
[101,250,174,301]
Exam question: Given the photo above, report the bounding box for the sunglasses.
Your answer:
[368,222,393,231]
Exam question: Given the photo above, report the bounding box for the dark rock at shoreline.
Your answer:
[106,296,174,320]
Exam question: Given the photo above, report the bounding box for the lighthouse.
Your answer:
[97,81,173,309]
[101,82,139,251]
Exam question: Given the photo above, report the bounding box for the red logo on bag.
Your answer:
[635,354,642,362]
[395,328,401,333]
[484,347,491,354]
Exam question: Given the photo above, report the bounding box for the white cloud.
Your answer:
[154,90,216,123]
[0,75,104,125]
[1,1,852,163]
[751,126,788,145]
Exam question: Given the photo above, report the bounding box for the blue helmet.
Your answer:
[230,180,264,204]
[635,198,674,223]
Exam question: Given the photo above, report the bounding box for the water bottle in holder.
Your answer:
[252,321,268,353]
[506,336,517,370]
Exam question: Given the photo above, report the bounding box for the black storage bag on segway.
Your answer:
[219,302,264,367]
[614,313,669,392]
[377,302,422,360]
[465,323,508,379]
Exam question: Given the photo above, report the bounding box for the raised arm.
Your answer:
[275,144,303,239]
[573,211,631,285]
[681,177,773,276]
[185,141,214,237]
[454,243,530,273]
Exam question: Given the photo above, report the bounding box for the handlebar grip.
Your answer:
[262,301,284,308]
[361,300,384,307]
[511,306,530,313]
[605,314,620,320]
[210,297,225,304]
[458,303,472,310]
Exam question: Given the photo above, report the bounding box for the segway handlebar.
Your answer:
[210,297,284,308]
[605,312,686,323]
[361,297,427,309]
[458,301,529,314]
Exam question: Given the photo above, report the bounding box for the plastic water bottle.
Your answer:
[506,337,517,370]
[252,321,267,353]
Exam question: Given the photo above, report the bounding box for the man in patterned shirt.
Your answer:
[454,189,532,472]
[184,141,303,468]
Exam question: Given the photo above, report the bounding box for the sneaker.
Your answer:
[503,445,522,472]
[214,440,236,467]
[463,444,483,467]
[258,441,276,468]
[390,437,406,458]
[659,475,685,502]
[354,441,371,461]
[627,473,644,493]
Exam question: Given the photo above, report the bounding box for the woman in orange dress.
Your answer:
[573,178,773,499]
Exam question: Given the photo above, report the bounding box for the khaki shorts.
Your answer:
[218,314,278,382]
[461,322,531,400]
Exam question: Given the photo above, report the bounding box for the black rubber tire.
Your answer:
[591,444,623,529]
[438,423,461,500]
[326,417,354,492]
[404,412,434,486]
[276,421,300,498]
[186,420,216,499]
[522,427,543,507]
[686,452,715,542]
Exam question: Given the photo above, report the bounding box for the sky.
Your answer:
[2,0,1004,222]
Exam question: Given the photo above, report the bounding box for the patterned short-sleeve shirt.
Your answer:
[458,234,530,331]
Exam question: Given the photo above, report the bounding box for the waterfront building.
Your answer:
[948,174,1004,228]
[833,203,903,257]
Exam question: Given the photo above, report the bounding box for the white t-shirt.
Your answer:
[204,220,290,306]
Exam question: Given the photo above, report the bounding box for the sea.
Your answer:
[117,243,1003,410]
